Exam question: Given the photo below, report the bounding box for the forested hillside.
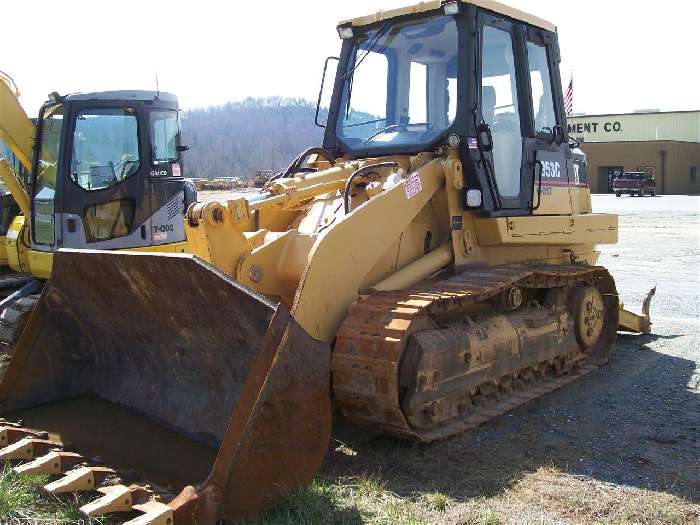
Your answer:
[181,97,325,180]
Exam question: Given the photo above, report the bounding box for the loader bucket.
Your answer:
[0,249,332,522]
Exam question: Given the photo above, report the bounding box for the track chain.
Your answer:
[332,263,618,441]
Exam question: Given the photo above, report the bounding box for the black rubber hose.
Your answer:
[343,161,399,214]
[267,147,336,184]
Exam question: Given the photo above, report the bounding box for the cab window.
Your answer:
[527,42,557,135]
[33,104,64,245]
[151,110,179,164]
[71,108,140,191]
[481,25,522,198]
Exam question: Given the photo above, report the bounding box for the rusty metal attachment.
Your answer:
[618,287,656,334]
[0,249,332,524]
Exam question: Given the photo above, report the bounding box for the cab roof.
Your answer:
[340,0,556,33]
[63,90,178,103]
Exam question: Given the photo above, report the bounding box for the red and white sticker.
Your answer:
[404,174,423,199]
[171,163,182,177]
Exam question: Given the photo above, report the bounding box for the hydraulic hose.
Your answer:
[343,161,399,214]
[267,147,336,184]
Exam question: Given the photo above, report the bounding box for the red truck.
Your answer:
[613,172,657,197]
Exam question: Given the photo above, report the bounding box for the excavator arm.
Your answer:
[0,71,33,216]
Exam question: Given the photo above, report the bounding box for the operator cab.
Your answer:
[321,0,579,218]
[30,90,194,254]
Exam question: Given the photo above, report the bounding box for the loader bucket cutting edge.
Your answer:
[0,249,332,522]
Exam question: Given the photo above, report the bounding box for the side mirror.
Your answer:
[176,145,190,152]
[315,56,339,128]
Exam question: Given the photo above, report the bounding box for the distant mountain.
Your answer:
[181,97,325,180]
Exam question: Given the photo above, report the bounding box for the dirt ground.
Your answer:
[290,194,700,524]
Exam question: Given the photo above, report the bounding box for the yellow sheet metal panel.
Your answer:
[28,249,53,279]
[340,0,555,32]
[473,213,618,246]
[292,160,445,342]
[568,111,700,144]
[0,237,7,267]
[7,215,29,273]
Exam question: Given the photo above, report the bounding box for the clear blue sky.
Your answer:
[4,0,697,117]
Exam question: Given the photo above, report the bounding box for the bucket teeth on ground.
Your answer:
[13,451,84,475]
[44,466,115,494]
[0,426,48,447]
[80,484,143,517]
[125,500,174,525]
[0,437,61,460]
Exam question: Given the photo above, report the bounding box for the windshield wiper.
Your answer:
[344,117,387,129]
[343,21,394,117]
[361,122,433,144]
[342,20,393,81]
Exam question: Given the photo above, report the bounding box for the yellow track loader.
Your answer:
[0,1,653,523]
[0,71,196,346]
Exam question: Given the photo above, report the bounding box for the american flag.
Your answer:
[564,76,574,116]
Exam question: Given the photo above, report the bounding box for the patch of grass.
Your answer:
[421,491,450,512]
[479,512,502,525]
[0,465,105,524]
[247,479,360,525]
[501,467,698,524]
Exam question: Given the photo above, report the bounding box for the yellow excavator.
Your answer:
[0,71,195,345]
[0,1,653,524]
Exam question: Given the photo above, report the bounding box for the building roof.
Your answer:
[340,0,555,33]
[570,109,700,119]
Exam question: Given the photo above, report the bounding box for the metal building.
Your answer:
[567,110,700,194]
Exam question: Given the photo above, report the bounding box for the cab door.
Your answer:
[58,101,153,250]
[523,27,574,216]
[477,15,531,215]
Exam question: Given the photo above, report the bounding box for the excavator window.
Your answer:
[32,104,63,246]
[481,25,522,198]
[70,108,140,191]
[151,110,179,164]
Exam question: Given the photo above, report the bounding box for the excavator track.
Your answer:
[333,264,619,442]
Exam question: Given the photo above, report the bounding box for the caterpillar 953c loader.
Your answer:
[0,71,195,346]
[0,1,653,523]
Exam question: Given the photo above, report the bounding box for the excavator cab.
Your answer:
[27,91,191,278]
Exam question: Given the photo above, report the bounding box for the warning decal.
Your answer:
[404,174,423,199]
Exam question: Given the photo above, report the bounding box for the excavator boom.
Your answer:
[0,72,32,218]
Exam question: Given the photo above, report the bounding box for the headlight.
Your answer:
[442,1,460,16]
[337,26,354,39]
